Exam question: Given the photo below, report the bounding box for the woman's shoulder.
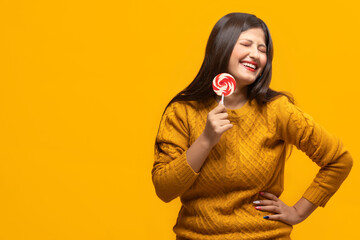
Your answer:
[259,95,290,115]
[265,94,315,125]
[166,99,212,115]
[267,94,293,108]
[260,94,303,120]
[164,100,211,117]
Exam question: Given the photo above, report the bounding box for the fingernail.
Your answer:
[259,192,264,195]
[255,206,261,210]
[263,216,269,219]
[253,201,260,204]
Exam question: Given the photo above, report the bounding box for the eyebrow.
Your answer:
[239,39,266,47]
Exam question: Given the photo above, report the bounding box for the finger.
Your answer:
[219,124,233,132]
[216,112,229,120]
[212,103,226,114]
[253,200,279,206]
[255,205,281,214]
[219,119,231,126]
[260,191,278,201]
[263,214,283,221]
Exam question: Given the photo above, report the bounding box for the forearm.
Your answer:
[303,149,353,207]
[293,197,318,220]
[186,133,214,173]
[152,149,200,202]
[152,133,212,202]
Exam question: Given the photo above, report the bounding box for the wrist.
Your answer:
[199,133,215,149]
[293,197,318,220]
[292,205,306,221]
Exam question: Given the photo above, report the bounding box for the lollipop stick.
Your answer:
[221,94,224,105]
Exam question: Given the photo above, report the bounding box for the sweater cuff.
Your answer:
[302,185,333,207]
[172,151,200,185]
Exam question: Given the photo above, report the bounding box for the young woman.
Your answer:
[151,12,353,239]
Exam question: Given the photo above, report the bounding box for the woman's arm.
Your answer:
[152,102,232,202]
[186,103,232,173]
[152,102,198,203]
[185,133,212,173]
[254,192,318,225]
[254,96,353,225]
[293,197,318,220]
[276,96,353,207]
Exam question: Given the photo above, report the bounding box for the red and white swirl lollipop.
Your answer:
[212,73,236,104]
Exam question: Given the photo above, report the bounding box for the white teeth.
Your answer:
[241,62,256,69]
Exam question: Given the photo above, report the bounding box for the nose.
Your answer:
[249,47,260,59]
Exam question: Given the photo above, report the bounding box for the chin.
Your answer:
[235,77,257,87]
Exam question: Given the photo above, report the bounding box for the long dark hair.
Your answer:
[163,12,294,113]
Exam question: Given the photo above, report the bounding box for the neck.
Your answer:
[216,86,249,109]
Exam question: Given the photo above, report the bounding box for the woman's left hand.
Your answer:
[253,192,306,226]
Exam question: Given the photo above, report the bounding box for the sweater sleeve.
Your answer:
[275,96,353,207]
[152,101,200,203]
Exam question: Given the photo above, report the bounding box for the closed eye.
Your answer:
[259,47,267,53]
[240,43,267,53]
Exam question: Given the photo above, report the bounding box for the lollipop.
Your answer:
[212,73,236,105]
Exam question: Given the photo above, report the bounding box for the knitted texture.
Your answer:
[152,95,353,240]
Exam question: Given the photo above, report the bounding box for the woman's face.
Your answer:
[227,27,267,88]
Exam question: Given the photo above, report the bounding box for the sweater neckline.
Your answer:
[209,96,254,118]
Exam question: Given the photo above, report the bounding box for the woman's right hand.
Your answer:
[202,102,233,148]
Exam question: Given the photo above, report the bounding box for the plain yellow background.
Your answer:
[0,0,359,239]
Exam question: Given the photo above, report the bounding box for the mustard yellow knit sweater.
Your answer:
[152,95,353,240]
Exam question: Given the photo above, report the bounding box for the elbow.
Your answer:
[152,171,177,203]
[335,151,353,178]
[344,152,353,175]
[155,188,176,203]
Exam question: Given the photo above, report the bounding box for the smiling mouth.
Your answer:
[240,62,257,72]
